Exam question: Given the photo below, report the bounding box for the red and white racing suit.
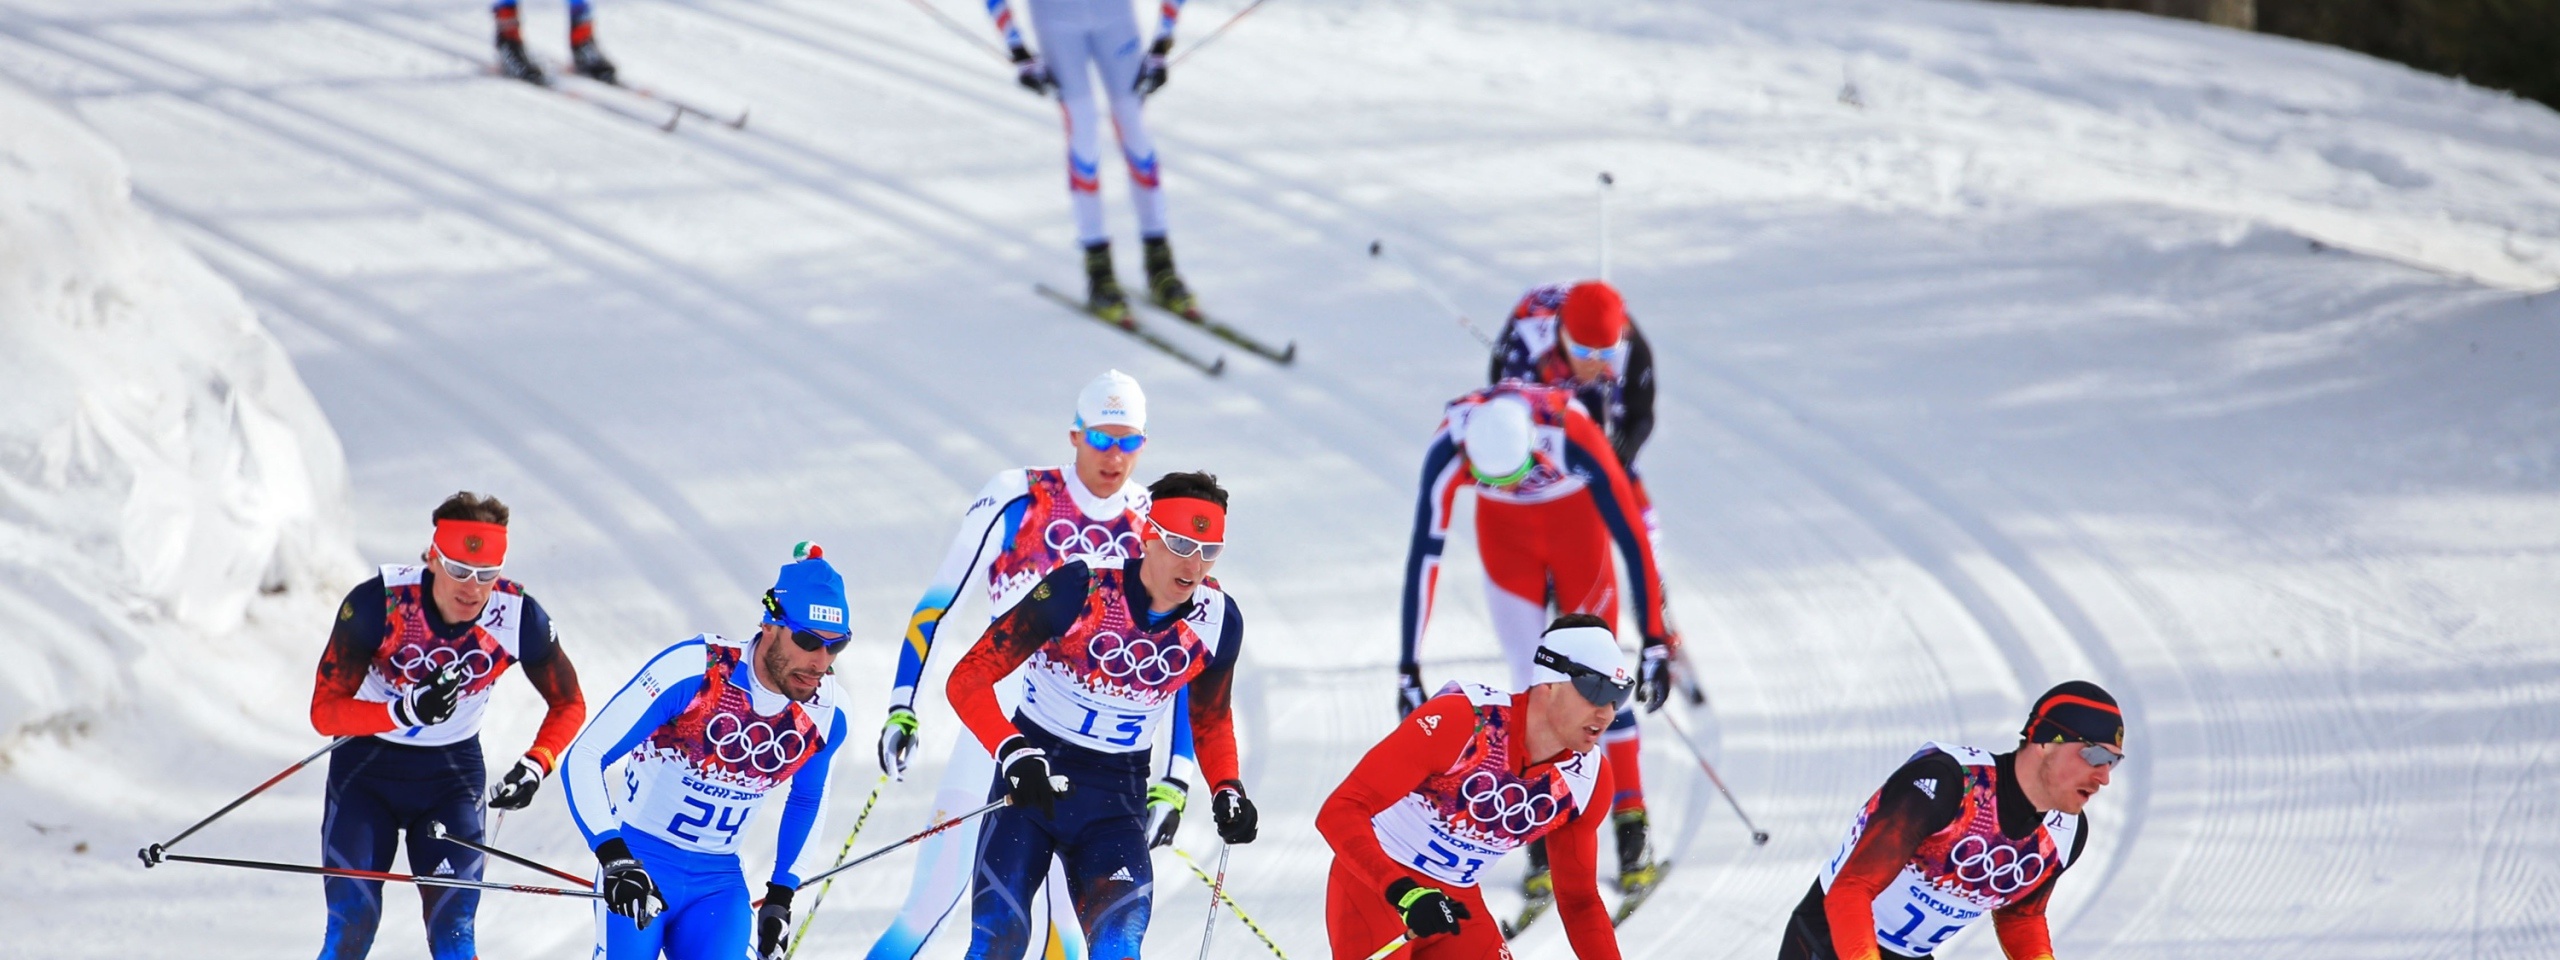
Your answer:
[1317,683,1619,960]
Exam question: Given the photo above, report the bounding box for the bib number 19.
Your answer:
[1877,904,1964,955]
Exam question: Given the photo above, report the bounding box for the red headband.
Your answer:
[1148,497,1226,544]
[433,519,509,567]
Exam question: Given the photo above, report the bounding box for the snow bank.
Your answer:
[0,78,358,762]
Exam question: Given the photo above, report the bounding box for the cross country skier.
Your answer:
[1483,281,1675,908]
[307,491,587,960]
[946,471,1256,960]
[1398,382,1679,901]
[492,0,615,84]
[866,369,1201,960]
[561,546,854,960]
[1782,682,2124,960]
[1318,615,1633,960]
[991,0,1198,321]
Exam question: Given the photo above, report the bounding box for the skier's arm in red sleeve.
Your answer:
[946,562,1089,754]
[1548,759,1621,960]
[1990,809,2082,960]
[518,654,584,774]
[1562,411,1669,641]
[310,579,399,737]
[1185,595,1247,789]
[1314,695,1475,893]
[1825,755,1967,960]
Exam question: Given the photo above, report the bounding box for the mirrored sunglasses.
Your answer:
[1157,528,1224,561]
[1533,647,1632,709]
[1082,428,1147,453]
[434,552,502,584]
[789,627,851,654]
[1562,334,1626,364]
[2077,742,2124,769]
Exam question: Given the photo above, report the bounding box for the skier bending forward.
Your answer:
[949,471,1257,960]
[1318,615,1633,960]
[562,546,853,960]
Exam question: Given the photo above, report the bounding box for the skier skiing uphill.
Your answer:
[1487,281,1654,474]
[993,0,1198,321]
[1317,616,1633,960]
[1484,282,1673,903]
[947,471,1256,960]
[492,0,616,84]
[561,546,854,960]
[1781,682,2124,960]
[867,369,1204,960]
[1397,383,1679,894]
[307,491,587,960]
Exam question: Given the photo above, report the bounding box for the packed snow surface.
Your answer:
[1,0,2556,957]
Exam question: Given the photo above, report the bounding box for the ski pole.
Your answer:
[138,737,351,867]
[1196,844,1231,960]
[427,821,589,887]
[895,0,1014,65]
[1597,171,1614,282]
[793,797,1009,890]
[1366,240,1493,347]
[1168,0,1277,67]
[158,852,603,899]
[1363,935,1409,960]
[1173,847,1288,960]
[784,774,891,960]
[1659,711,1770,845]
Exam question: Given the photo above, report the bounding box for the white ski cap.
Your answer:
[1531,624,1633,689]
[1461,395,1534,484]
[1077,369,1147,431]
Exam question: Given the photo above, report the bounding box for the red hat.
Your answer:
[1559,281,1627,349]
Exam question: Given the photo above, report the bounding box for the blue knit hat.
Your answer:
[761,541,847,635]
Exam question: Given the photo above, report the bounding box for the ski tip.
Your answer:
[1279,342,1299,364]
[1207,356,1228,377]
[730,109,750,130]
[659,109,682,133]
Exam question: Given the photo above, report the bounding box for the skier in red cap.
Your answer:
[1485,280,1674,908]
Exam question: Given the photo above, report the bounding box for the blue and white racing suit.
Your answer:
[987,0,1187,246]
[563,634,849,960]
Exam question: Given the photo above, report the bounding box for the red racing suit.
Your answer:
[1318,683,1618,960]
[1399,383,1672,689]
[1787,743,2089,960]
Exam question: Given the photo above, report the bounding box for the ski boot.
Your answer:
[1084,242,1130,324]
[1142,235,1197,318]
[1614,807,1660,895]
[569,11,617,85]
[493,7,544,83]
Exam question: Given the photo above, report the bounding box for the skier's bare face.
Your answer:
[427,550,495,625]
[1071,424,1142,498]
[2018,740,2115,815]
[1139,536,1214,614]
[755,623,840,702]
[1526,681,1615,758]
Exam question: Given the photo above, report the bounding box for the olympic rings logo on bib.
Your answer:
[1090,630,1193,686]
[705,711,808,774]
[1461,771,1560,834]
[1950,835,2046,894]
[1044,519,1142,561]
[389,644,496,686]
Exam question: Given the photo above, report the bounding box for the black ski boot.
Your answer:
[570,13,617,85]
[1084,242,1130,323]
[494,8,544,83]
[1142,235,1196,318]
[1614,807,1660,894]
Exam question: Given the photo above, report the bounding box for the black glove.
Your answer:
[1132,36,1170,97]
[878,707,920,780]
[1386,878,1471,939]
[1635,642,1673,712]
[1211,783,1256,844]
[755,882,793,960]
[486,756,545,810]
[998,736,1071,816]
[595,838,666,929]
[1010,45,1055,95]
[1396,663,1427,718]
[392,663,467,728]
[1144,776,1188,848]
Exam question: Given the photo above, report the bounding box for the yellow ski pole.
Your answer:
[1173,847,1290,960]
[783,774,890,960]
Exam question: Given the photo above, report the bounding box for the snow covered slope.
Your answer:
[1,0,2555,957]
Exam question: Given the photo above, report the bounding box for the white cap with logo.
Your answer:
[1077,369,1147,431]
[1531,624,1634,691]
